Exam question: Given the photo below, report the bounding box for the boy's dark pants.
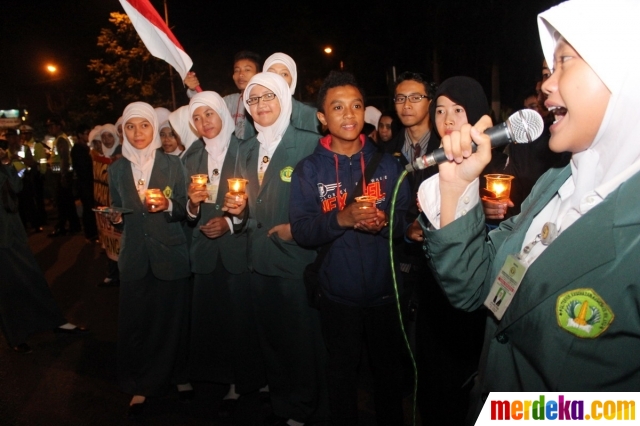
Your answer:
[319,295,406,426]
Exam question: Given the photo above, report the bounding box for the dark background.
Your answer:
[0,0,562,125]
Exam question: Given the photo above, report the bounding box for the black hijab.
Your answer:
[429,76,489,131]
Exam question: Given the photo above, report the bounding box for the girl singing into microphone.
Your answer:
[417,0,640,423]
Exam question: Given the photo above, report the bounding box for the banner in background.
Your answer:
[93,155,121,262]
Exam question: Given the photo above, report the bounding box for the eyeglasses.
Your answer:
[393,94,429,104]
[246,92,277,106]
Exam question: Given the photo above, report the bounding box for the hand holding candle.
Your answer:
[145,189,168,213]
[223,178,248,215]
[482,174,515,219]
[337,197,379,228]
[484,174,514,200]
[188,175,209,211]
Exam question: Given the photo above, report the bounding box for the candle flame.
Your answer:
[491,182,507,196]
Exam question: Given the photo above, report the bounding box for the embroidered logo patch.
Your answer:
[280,166,294,183]
[556,288,614,338]
[163,186,172,199]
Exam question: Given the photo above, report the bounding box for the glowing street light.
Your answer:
[46,64,57,74]
[324,47,332,54]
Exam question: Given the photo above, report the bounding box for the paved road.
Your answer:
[1,221,416,425]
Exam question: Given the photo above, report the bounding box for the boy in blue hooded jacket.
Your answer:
[290,71,411,426]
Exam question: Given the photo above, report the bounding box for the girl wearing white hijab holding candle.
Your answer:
[229,72,328,426]
[417,0,640,423]
[182,91,265,415]
[263,52,320,134]
[105,102,190,419]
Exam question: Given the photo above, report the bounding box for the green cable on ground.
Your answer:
[388,169,418,426]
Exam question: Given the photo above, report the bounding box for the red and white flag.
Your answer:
[119,0,193,80]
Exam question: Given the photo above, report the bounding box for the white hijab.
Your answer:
[121,102,161,172]
[188,91,235,152]
[154,107,171,128]
[88,125,102,151]
[243,73,292,149]
[263,52,298,95]
[538,0,640,229]
[100,123,121,158]
[169,105,199,152]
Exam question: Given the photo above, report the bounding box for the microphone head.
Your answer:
[508,109,544,143]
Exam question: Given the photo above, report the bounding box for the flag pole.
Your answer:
[163,0,177,109]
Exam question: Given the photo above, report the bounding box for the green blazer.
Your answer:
[239,125,319,278]
[422,165,640,420]
[109,152,190,282]
[182,136,248,275]
[291,98,320,134]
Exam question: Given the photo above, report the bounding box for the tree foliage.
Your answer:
[87,12,171,115]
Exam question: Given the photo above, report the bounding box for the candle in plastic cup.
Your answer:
[145,189,164,212]
[191,174,208,190]
[355,195,377,209]
[484,174,514,200]
[228,178,248,201]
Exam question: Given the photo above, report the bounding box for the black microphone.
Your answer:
[405,109,544,172]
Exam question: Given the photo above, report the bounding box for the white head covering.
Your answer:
[365,106,382,129]
[243,73,292,149]
[121,102,161,171]
[263,52,298,95]
[154,107,171,128]
[538,0,640,229]
[169,105,199,151]
[100,123,121,158]
[88,125,102,150]
[188,91,235,151]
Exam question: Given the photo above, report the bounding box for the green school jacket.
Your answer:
[422,165,640,421]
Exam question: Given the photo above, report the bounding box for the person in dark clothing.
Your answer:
[385,72,441,198]
[290,71,411,426]
[47,116,81,237]
[0,144,88,354]
[20,125,48,227]
[71,125,98,242]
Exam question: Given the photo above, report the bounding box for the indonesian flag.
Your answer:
[119,0,193,81]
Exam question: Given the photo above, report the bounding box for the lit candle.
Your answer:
[145,188,164,212]
[227,178,248,200]
[355,195,377,209]
[191,174,208,189]
[484,174,514,200]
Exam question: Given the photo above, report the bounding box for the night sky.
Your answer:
[0,0,562,125]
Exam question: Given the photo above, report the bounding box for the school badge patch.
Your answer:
[163,186,172,199]
[556,288,614,338]
[280,166,294,183]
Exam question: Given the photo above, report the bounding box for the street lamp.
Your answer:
[44,63,63,113]
[322,47,343,70]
